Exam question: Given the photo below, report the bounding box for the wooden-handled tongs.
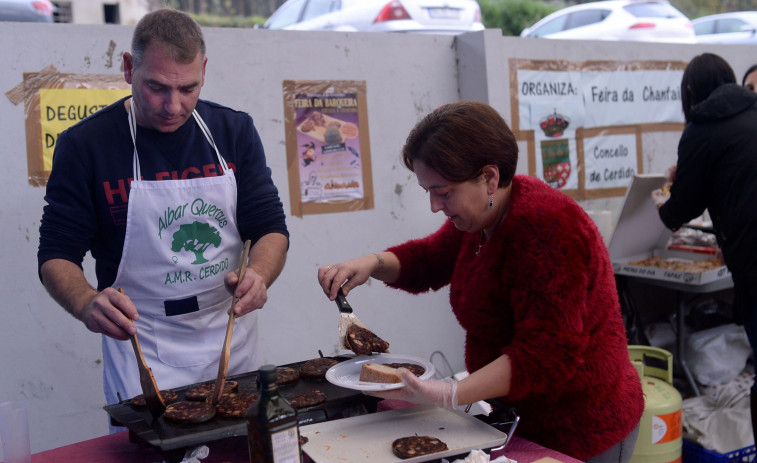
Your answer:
[120,288,166,419]
[209,239,252,407]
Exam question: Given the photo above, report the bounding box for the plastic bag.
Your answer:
[686,323,751,386]
[442,450,517,463]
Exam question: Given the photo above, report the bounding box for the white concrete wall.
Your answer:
[1,22,755,453]
[1,22,464,453]
[69,0,149,24]
[458,30,756,234]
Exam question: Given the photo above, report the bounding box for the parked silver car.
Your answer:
[521,0,695,43]
[263,0,484,34]
[692,11,757,44]
[0,0,54,21]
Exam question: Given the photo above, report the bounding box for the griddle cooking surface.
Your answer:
[104,357,375,452]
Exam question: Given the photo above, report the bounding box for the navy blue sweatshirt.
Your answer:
[38,97,288,290]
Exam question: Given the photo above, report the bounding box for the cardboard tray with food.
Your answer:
[613,249,729,286]
[608,174,731,287]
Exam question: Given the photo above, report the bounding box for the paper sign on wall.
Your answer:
[510,59,687,200]
[40,88,130,171]
[283,80,374,217]
[6,65,129,186]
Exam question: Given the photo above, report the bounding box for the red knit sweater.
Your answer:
[386,175,644,460]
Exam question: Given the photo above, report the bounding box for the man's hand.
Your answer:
[81,288,139,340]
[40,259,138,340]
[223,233,287,317]
[368,369,459,409]
[224,266,268,317]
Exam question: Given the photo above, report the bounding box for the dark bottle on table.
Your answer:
[247,364,303,463]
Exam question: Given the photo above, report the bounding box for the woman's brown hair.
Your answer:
[402,101,518,187]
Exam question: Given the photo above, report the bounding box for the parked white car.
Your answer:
[262,0,484,34]
[692,11,757,44]
[0,0,54,22]
[520,0,695,43]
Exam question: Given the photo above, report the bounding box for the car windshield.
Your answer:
[529,14,568,37]
[566,9,610,29]
[624,2,684,19]
[715,18,748,33]
[301,0,340,21]
[693,20,714,35]
[266,0,306,28]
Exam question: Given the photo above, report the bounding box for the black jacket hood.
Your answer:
[690,83,757,123]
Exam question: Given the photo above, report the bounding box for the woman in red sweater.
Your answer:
[318,101,643,462]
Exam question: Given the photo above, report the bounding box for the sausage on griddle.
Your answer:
[163,401,216,424]
[185,381,238,401]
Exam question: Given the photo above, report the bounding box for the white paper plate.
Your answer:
[325,353,435,391]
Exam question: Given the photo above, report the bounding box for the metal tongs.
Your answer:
[334,287,370,351]
[209,239,252,406]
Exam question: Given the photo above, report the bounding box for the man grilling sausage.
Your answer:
[37,9,288,426]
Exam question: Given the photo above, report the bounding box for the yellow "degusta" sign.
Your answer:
[40,88,130,171]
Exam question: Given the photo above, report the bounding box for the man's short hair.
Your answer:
[131,9,205,69]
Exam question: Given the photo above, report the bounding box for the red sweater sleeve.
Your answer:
[385,220,461,294]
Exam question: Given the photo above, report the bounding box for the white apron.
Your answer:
[103,100,262,405]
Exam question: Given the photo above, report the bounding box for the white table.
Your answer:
[617,274,734,396]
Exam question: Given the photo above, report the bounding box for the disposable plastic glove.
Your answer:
[651,188,669,209]
[368,369,459,409]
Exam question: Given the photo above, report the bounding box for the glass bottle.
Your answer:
[247,364,302,463]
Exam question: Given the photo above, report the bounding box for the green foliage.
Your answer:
[190,13,267,28]
[479,0,559,36]
[669,0,755,19]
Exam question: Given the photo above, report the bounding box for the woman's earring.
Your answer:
[488,194,494,210]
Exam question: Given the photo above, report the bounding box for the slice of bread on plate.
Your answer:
[359,362,402,383]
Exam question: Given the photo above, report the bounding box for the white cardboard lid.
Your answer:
[608,174,672,261]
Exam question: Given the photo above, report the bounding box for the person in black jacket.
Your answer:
[743,64,757,92]
[652,52,757,443]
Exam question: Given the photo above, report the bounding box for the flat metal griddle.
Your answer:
[104,357,378,453]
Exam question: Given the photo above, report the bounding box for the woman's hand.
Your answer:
[651,189,670,209]
[666,164,677,183]
[317,254,380,300]
[367,369,459,409]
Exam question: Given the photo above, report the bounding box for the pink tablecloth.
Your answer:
[32,402,583,463]
[32,432,581,463]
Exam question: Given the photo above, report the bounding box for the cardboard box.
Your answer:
[608,174,731,286]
